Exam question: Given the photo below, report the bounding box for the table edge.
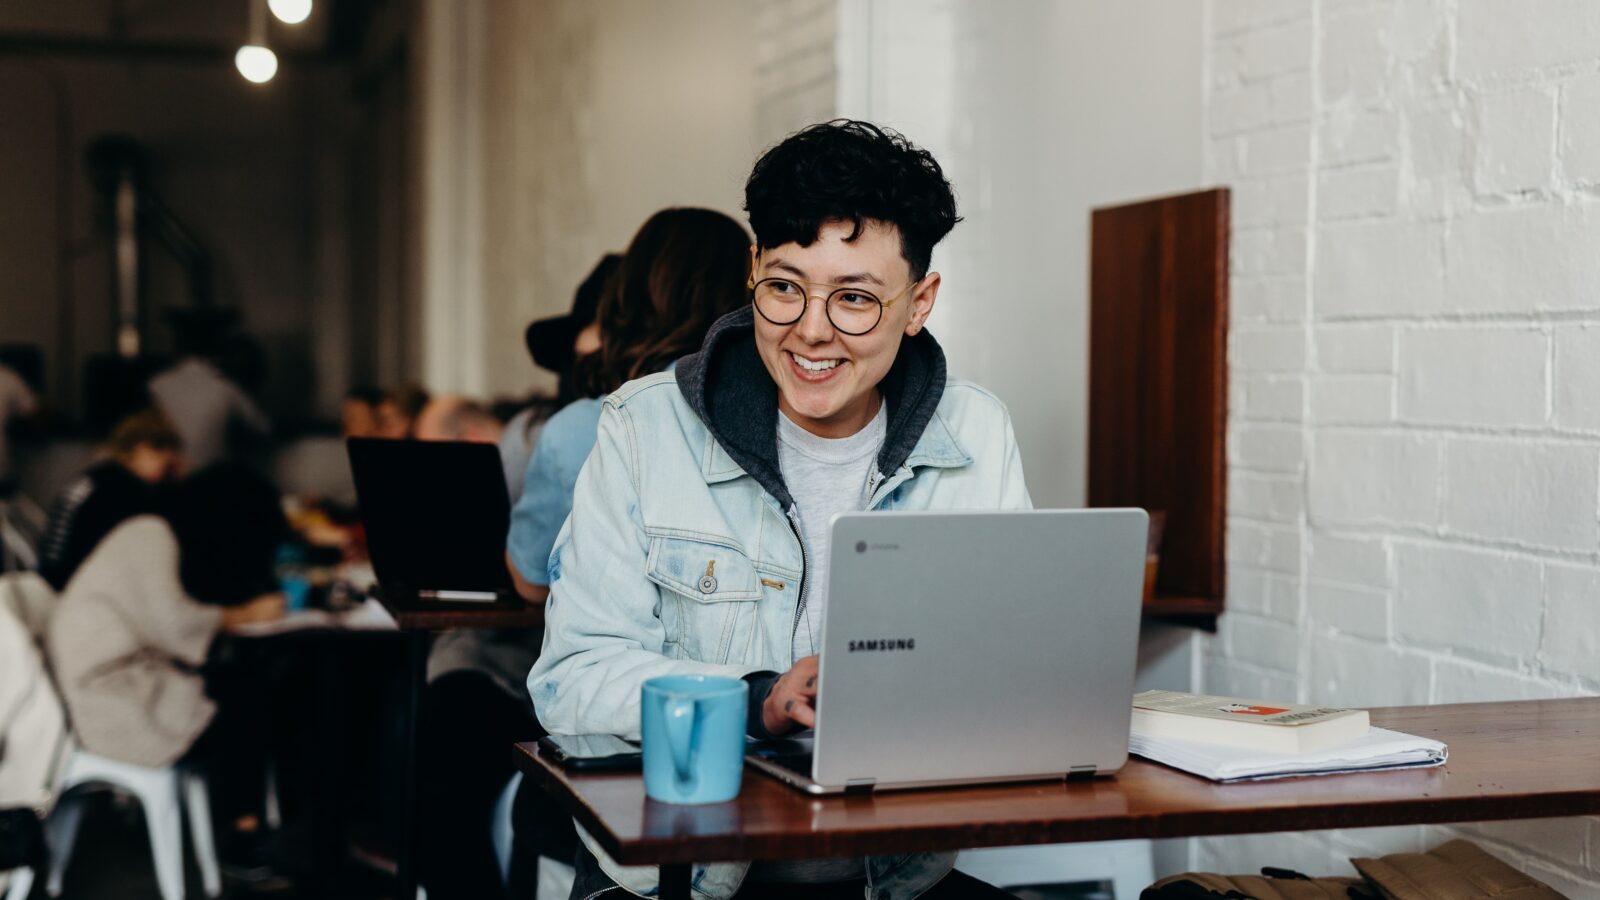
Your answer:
[513,698,1600,865]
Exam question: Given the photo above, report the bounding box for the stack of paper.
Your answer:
[1130,726,1447,782]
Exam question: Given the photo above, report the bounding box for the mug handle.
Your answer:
[663,697,699,792]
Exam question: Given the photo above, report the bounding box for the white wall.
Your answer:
[835,0,1208,882]
[419,0,1209,461]
[418,0,837,400]
[1204,0,1600,890]
[836,0,1206,509]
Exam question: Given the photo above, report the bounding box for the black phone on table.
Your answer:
[536,734,643,771]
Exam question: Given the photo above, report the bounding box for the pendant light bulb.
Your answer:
[236,45,279,83]
[268,0,313,25]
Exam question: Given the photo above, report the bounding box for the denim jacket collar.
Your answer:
[678,307,968,502]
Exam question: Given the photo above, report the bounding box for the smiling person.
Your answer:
[527,120,1029,900]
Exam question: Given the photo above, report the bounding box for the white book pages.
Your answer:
[1130,726,1448,782]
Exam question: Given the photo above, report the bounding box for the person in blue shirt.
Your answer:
[499,208,749,893]
[418,255,622,900]
[505,207,752,600]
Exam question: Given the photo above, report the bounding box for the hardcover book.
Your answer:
[1131,690,1370,754]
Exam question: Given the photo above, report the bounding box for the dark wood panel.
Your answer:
[1143,593,1225,631]
[515,698,1600,866]
[1089,188,1229,613]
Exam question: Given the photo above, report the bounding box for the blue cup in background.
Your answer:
[280,574,311,612]
[276,542,311,612]
[640,675,747,804]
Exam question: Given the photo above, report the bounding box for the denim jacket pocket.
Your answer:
[646,535,762,664]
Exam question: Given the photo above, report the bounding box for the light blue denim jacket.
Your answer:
[527,308,1031,899]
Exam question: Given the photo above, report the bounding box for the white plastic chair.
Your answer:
[0,498,39,572]
[491,771,521,883]
[489,771,574,899]
[43,750,221,900]
[2,866,36,900]
[1,573,63,900]
[957,840,1156,900]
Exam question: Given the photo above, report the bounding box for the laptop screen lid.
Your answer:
[346,437,515,595]
[810,508,1147,790]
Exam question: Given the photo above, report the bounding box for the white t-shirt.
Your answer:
[147,359,270,470]
[776,400,887,662]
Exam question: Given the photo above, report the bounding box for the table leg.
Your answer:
[395,630,428,900]
[306,636,341,898]
[659,863,692,900]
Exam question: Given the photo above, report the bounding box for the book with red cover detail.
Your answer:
[1131,689,1370,754]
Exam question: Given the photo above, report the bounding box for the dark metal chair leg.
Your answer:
[395,630,428,899]
[659,862,692,900]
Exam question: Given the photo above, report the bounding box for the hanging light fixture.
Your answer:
[236,0,278,84]
[268,0,312,25]
[235,45,278,83]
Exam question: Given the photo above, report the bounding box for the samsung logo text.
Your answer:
[847,638,916,652]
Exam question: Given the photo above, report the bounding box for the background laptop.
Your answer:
[747,508,1148,794]
[346,437,516,600]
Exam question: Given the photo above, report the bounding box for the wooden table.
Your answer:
[377,589,544,900]
[513,698,1600,900]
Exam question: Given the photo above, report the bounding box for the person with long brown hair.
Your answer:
[414,208,747,900]
[506,207,750,601]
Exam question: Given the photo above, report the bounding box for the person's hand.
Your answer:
[761,655,819,735]
[221,592,287,631]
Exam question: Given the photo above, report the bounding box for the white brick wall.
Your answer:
[1397,328,1547,427]
[1206,0,1600,887]
[753,0,838,143]
[446,0,836,397]
[1563,75,1600,183]
[1475,87,1557,195]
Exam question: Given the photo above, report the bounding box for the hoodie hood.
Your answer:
[674,306,948,510]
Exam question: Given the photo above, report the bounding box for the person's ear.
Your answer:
[905,272,940,337]
[747,244,760,289]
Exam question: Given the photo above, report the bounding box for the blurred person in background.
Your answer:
[499,253,621,503]
[418,219,745,900]
[46,463,288,870]
[376,383,430,439]
[415,396,504,444]
[341,386,385,439]
[492,207,748,896]
[411,252,610,900]
[0,361,39,496]
[148,311,271,470]
[39,408,185,591]
[505,208,750,604]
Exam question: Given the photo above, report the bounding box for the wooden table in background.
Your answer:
[377,590,545,900]
[514,698,1600,900]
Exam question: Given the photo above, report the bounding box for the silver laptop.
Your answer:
[745,508,1147,794]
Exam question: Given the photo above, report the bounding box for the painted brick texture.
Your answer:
[1206,0,1600,886]
[754,0,838,143]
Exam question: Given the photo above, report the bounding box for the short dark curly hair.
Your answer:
[744,120,960,280]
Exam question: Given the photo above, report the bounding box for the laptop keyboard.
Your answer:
[748,737,815,779]
[760,753,814,777]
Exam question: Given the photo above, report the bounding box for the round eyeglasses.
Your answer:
[750,276,920,336]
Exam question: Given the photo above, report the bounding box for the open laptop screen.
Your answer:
[347,437,515,595]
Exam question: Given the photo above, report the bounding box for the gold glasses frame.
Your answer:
[748,274,922,336]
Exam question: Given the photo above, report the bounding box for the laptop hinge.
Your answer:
[843,778,876,794]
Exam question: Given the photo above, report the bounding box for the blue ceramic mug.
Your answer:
[640,675,747,804]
